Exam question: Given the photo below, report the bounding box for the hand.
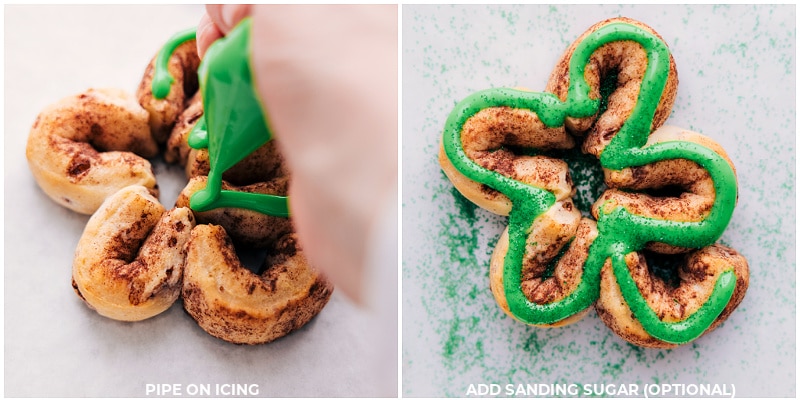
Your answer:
[196,5,397,305]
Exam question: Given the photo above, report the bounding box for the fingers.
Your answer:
[247,5,398,304]
[197,5,251,58]
[206,4,251,33]
[196,13,223,59]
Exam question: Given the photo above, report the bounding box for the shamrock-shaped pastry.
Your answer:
[440,17,749,348]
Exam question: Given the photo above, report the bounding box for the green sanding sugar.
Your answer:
[433,178,497,382]
[449,184,478,223]
[550,146,607,216]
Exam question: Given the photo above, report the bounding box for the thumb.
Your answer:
[206,4,251,35]
[197,4,251,58]
[196,13,223,59]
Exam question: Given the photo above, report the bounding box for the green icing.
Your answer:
[442,21,740,344]
[152,19,289,217]
[189,18,288,217]
[151,27,196,99]
[187,116,208,149]
[443,89,598,325]
[611,251,736,342]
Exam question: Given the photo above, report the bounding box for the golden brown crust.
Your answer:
[544,17,678,152]
[164,91,204,164]
[176,176,292,248]
[136,39,200,143]
[71,185,196,321]
[185,140,289,184]
[25,88,159,214]
[595,244,749,348]
[438,104,575,216]
[182,224,333,345]
[490,218,597,327]
[168,89,295,250]
[163,90,289,184]
[593,125,738,254]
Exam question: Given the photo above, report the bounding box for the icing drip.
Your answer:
[151,28,197,100]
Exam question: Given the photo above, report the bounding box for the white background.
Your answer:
[402,4,795,397]
[5,5,395,397]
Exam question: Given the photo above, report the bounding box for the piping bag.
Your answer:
[152,18,290,217]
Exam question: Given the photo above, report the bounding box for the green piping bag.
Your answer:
[153,18,290,218]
